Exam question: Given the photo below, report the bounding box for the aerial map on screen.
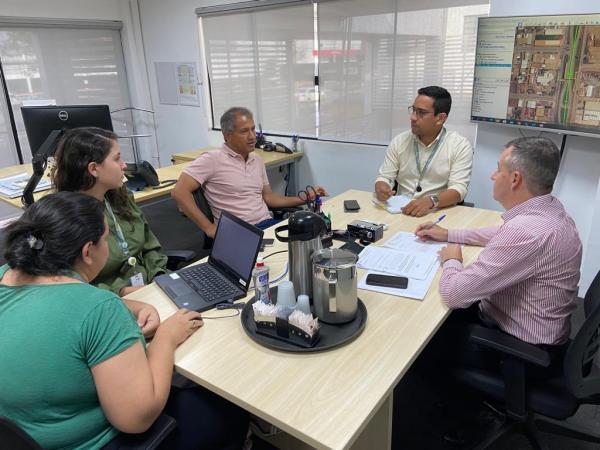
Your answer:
[472,14,600,137]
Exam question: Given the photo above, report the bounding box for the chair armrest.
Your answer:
[101,413,177,450]
[469,325,551,368]
[165,250,196,271]
[165,250,196,262]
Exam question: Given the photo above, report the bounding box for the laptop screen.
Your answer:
[210,212,262,285]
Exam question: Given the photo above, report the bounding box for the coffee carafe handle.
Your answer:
[274,224,290,242]
[327,268,337,313]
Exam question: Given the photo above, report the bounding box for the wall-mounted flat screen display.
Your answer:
[471,14,600,137]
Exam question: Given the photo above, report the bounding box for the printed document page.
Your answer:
[357,245,438,280]
[383,231,445,255]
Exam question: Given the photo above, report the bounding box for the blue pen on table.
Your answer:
[434,214,446,225]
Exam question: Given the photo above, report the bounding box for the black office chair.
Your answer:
[450,270,600,449]
[191,186,215,251]
[139,196,206,266]
[190,186,300,251]
[0,414,177,450]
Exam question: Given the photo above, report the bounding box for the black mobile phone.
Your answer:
[344,199,360,212]
[340,240,365,255]
[366,274,408,289]
[259,238,275,252]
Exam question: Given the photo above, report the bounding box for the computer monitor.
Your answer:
[471,13,600,138]
[21,105,114,156]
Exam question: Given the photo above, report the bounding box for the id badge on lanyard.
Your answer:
[106,200,144,287]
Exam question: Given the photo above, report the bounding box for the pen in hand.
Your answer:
[415,214,448,242]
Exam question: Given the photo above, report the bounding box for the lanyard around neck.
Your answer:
[413,128,446,192]
[104,200,129,257]
[63,270,86,283]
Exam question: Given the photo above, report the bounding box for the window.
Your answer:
[0,20,133,165]
[201,3,316,136]
[199,0,489,146]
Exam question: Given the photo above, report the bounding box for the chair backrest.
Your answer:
[584,270,600,318]
[564,295,600,400]
[140,196,207,260]
[0,417,42,450]
[192,186,214,224]
[192,186,214,250]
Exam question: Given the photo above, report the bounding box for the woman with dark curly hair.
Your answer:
[52,127,168,300]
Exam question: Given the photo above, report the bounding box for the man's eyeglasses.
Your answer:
[408,106,435,118]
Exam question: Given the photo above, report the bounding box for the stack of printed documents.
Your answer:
[357,231,444,300]
[0,173,52,199]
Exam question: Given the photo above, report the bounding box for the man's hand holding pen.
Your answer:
[415,215,462,263]
[415,215,448,242]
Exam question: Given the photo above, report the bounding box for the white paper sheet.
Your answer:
[382,231,445,255]
[372,194,412,214]
[0,173,52,199]
[358,265,438,300]
[357,245,438,280]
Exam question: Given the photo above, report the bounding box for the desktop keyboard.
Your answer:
[179,265,240,301]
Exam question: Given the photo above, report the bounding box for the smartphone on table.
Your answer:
[365,274,408,289]
[344,199,360,212]
[259,238,275,252]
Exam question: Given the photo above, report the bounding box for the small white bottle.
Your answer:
[252,257,270,303]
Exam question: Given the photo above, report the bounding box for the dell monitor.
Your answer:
[471,13,600,138]
[21,104,114,156]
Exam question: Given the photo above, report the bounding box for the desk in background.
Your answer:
[1,146,304,210]
[127,189,502,450]
[171,147,303,167]
[0,162,189,209]
[172,147,304,194]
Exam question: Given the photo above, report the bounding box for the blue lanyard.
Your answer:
[104,200,130,257]
[413,128,446,192]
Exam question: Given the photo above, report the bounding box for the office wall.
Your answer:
[473,0,600,294]
[138,0,600,293]
[0,0,157,165]
[138,0,288,192]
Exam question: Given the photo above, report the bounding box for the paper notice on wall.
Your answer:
[176,63,201,108]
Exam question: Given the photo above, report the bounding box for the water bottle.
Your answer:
[252,257,270,303]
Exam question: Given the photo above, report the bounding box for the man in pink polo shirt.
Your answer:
[172,107,326,238]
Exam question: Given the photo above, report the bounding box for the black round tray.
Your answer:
[241,286,367,353]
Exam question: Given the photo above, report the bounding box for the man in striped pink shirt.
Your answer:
[416,137,582,346]
[392,137,582,448]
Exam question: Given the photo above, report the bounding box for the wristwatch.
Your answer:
[430,194,440,209]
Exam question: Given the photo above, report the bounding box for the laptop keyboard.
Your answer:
[178,264,240,302]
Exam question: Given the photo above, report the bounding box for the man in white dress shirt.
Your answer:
[375,86,473,217]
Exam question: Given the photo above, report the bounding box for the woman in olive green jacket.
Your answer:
[52,127,168,300]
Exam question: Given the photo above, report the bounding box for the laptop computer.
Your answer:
[155,210,264,312]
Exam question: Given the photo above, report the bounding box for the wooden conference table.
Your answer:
[0,149,302,209]
[127,189,502,450]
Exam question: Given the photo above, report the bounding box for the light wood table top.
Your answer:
[127,190,502,450]
[172,147,304,167]
[0,162,191,208]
